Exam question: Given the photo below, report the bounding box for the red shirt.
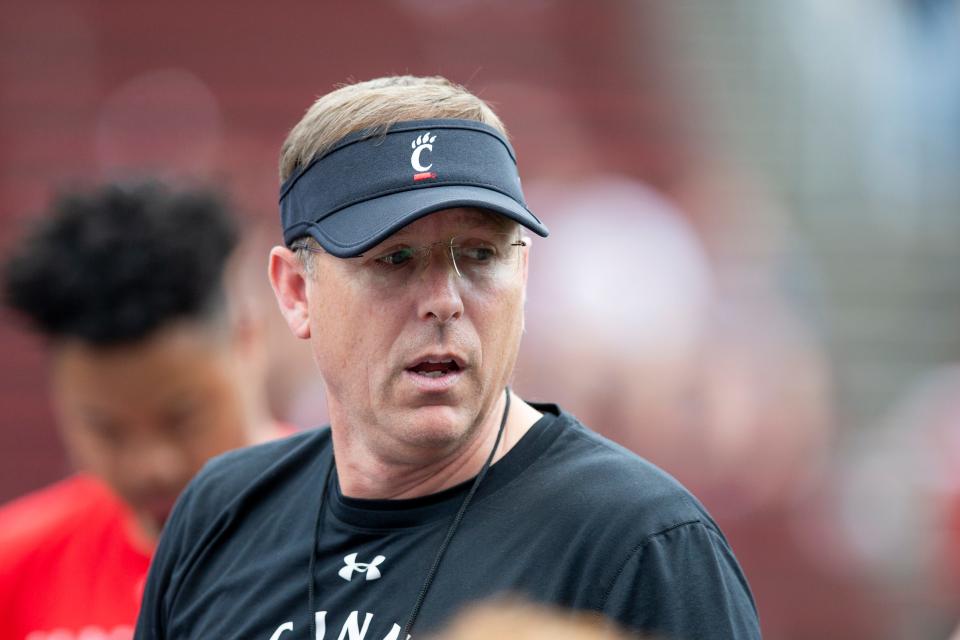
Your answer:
[0,474,151,640]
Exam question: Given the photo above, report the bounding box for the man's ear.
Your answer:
[268,246,311,340]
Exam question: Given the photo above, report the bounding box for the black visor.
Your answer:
[279,119,548,257]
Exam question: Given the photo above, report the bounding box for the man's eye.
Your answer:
[375,248,415,267]
[459,245,497,262]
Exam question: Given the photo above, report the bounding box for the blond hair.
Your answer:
[279,76,507,182]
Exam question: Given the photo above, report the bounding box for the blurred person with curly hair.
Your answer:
[0,182,288,640]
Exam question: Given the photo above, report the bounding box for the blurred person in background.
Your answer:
[519,176,832,516]
[136,75,759,640]
[0,182,288,640]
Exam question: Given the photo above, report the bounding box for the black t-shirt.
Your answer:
[135,404,760,640]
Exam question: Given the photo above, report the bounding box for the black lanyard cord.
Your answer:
[403,388,510,636]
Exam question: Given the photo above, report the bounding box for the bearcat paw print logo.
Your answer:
[410,132,438,177]
[411,133,437,150]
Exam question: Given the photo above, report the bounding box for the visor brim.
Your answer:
[297,185,549,258]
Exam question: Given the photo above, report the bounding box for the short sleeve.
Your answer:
[600,521,761,640]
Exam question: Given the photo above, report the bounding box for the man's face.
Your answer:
[52,321,255,541]
[305,208,529,459]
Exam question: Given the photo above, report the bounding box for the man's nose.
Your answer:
[416,249,464,324]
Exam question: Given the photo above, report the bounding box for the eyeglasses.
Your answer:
[292,232,527,290]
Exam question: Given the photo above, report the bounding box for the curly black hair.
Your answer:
[3,182,239,346]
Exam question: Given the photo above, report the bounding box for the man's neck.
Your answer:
[331,391,542,500]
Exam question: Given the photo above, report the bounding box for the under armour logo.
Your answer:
[338,553,386,582]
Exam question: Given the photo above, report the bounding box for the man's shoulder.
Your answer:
[142,428,332,611]
[516,406,760,639]
[0,474,123,564]
[534,406,718,537]
[195,426,329,487]
[174,427,331,520]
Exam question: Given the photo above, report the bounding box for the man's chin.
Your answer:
[387,404,475,450]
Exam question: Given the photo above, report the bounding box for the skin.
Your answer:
[51,318,275,544]
[269,208,543,499]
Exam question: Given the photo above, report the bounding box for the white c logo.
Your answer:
[410,133,437,172]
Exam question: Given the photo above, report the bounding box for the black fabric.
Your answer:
[135,404,761,640]
[278,119,548,256]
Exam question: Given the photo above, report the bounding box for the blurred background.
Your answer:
[1,1,959,638]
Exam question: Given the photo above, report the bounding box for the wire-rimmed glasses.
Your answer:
[292,232,527,290]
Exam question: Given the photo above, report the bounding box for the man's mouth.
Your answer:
[407,358,462,378]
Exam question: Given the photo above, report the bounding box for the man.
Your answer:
[136,76,761,640]
[0,183,285,640]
